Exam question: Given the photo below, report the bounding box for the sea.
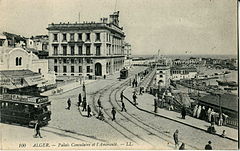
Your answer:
[132,54,238,60]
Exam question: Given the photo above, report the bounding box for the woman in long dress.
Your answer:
[200,106,206,120]
[193,105,198,117]
[207,108,212,122]
[196,105,202,118]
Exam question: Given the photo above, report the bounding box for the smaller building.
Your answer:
[0,33,8,47]
[123,42,132,69]
[2,32,26,48]
[0,70,46,95]
[0,46,56,90]
[26,35,49,51]
[172,59,185,66]
[154,65,170,88]
[170,67,197,81]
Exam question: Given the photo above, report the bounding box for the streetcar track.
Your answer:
[113,85,199,149]
[106,84,155,147]
[86,68,154,146]
[89,82,137,143]
[44,126,106,142]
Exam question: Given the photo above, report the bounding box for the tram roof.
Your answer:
[0,94,49,105]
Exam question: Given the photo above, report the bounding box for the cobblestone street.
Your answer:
[1,67,237,150]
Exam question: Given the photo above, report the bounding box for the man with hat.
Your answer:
[205,141,213,150]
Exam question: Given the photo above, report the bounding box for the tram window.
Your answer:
[14,103,20,111]
[1,102,4,108]
[34,108,43,114]
[24,105,29,112]
[43,106,50,112]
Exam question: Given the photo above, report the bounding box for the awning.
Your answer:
[24,76,46,86]
[0,70,46,89]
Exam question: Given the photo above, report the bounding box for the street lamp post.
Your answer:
[218,94,222,115]
[158,80,160,100]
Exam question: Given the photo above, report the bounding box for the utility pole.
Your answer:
[114,0,118,12]
[218,94,222,115]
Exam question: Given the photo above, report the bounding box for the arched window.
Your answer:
[19,57,22,66]
[16,57,19,66]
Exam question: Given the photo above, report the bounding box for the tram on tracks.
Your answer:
[0,94,51,127]
[120,68,128,79]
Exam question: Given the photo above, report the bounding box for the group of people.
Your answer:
[173,129,213,150]
[66,93,91,117]
[132,92,137,105]
[132,79,138,88]
[192,105,228,126]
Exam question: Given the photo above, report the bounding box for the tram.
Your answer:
[0,94,51,127]
[120,68,128,79]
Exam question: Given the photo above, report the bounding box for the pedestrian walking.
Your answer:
[218,113,223,126]
[179,143,185,150]
[97,98,102,108]
[193,105,198,117]
[121,101,127,112]
[181,106,186,119]
[135,80,138,87]
[207,122,216,134]
[82,100,87,111]
[67,98,71,110]
[173,129,179,148]
[132,93,137,105]
[208,109,213,122]
[200,106,206,120]
[111,107,116,121]
[204,141,213,150]
[97,107,104,120]
[132,79,135,88]
[196,105,202,118]
[83,82,86,91]
[87,105,91,117]
[78,93,82,107]
[139,87,142,95]
[221,130,226,138]
[34,121,42,138]
[154,98,158,113]
[120,91,124,101]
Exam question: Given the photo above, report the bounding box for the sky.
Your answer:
[0,0,238,55]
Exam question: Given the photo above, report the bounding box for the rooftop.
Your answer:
[170,67,197,72]
[47,22,124,36]
[0,69,40,77]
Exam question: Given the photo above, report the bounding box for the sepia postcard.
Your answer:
[0,0,239,150]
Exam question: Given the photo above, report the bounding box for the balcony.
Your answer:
[62,39,67,43]
[51,54,94,57]
[85,39,91,43]
[52,40,59,45]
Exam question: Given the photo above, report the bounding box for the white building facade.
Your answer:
[47,12,126,78]
[0,46,56,87]
[170,67,197,80]
[154,65,171,88]
[123,42,132,69]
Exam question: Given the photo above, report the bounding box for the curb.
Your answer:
[122,94,238,142]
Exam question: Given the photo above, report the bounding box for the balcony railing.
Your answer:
[52,54,93,56]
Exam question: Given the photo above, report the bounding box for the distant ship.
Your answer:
[224,87,237,91]
[216,80,238,87]
[216,80,228,86]
[227,81,238,87]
